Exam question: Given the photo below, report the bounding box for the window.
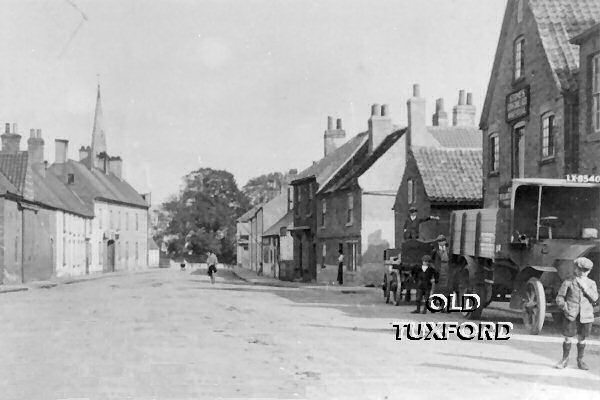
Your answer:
[304,186,311,215]
[541,113,555,158]
[295,186,301,215]
[67,173,75,184]
[321,199,327,226]
[99,209,102,229]
[109,210,113,229]
[15,237,18,262]
[489,133,499,172]
[407,179,416,204]
[98,242,102,265]
[322,243,327,263]
[135,214,139,231]
[287,187,293,211]
[118,211,121,230]
[593,53,600,132]
[135,242,139,262]
[346,193,354,224]
[516,0,523,23]
[514,37,525,80]
[62,237,66,265]
[126,242,129,263]
[126,212,129,231]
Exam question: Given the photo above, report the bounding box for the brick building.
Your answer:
[480,0,600,207]
[394,88,483,246]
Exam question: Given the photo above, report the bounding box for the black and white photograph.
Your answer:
[1,0,600,399]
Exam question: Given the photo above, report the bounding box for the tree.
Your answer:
[242,171,294,207]
[157,168,250,264]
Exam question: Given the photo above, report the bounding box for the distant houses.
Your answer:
[0,85,150,284]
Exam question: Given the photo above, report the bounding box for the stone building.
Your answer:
[480,0,600,207]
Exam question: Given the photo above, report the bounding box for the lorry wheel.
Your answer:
[458,271,484,320]
[522,277,546,335]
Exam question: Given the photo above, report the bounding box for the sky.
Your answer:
[0,0,506,205]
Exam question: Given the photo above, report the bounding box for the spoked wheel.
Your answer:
[383,274,390,304]
[458,269,484,320]
[393,271,402,306]
[522,277,546,335]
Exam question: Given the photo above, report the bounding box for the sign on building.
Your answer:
[505,86,530,122]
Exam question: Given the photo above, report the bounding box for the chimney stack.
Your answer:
[324,115,346,157]
[1,122,22,154]
[407,84,426,149]
[432,98,449,127]
[452,90,476,126]
[27,128,45,166]
[368,103,393,152]
[55,139,69,164]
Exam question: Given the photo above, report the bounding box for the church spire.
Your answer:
[91,82,107,168]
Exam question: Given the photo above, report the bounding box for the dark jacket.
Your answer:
[403,216,432,239]
[411,264,439,290]
[431,244,450,269]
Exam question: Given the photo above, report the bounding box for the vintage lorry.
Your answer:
[449,177,600,334]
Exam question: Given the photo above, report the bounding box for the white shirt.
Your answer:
[338,255,344,263]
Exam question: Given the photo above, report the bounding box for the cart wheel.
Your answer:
[522,277,546,335]
[458,270,484,320]
[383,274,390,303]
[394,273,402,306]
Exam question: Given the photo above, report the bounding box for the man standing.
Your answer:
[337,250,344,286]
[432,235,450,292]
[403,206,439,240]
[411,255,439,314]
[206,251,218,284]
[555,257,598,370]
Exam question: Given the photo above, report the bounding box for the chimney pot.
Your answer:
[381,104,389,117]
[36,129,41,138]
[327,116,333,130]
[458,90,466,105]
[336,118,342,129]
[12,123,17,134]
[436,98,445,112]
[467,92,473,106]
[371,103,381,117]
[30,129,35,138]
[413,84,421,98]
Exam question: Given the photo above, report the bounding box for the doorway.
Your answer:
[106,240,115,273]
[514,124,525,178]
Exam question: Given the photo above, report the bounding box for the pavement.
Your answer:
[1,266,600,399]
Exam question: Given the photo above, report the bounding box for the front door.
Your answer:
[514,125,525,178]
[106,240,115,272]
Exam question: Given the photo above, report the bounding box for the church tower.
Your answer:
[91,83,107,168]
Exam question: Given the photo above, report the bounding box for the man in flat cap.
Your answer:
[411,255,439,314]
[403,206,439,240]
[555,257,598,370]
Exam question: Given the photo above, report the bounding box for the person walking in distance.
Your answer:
[337,250,344,286]
[411,255,439,314]
[555,257,598,370]
[206,251,218,284]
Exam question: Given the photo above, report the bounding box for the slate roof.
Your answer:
[412,146,483,203]
[238,204,261,223]
[427,126,481,149]
[292,132,369,189]
[48,160,148,209]
[0,152,29,194]
[31,169,93,217]
[529,0,600,91]
[263,210,293,237]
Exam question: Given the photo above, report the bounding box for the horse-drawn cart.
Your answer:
[382,239,435,305]
[449,178,600,334]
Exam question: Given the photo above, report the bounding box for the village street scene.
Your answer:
[1,0,600,399]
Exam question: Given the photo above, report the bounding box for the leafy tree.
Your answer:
[242,171,293,207]
[158,168,250,263]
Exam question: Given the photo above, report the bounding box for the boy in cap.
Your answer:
[411,255,439,314]
[403,206,439,240]
[555,257,598,370]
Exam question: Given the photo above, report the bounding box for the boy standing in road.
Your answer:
[207,251,218,284]
[555,257,598,370]
[411,255,439,314]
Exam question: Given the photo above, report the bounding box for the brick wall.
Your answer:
[577,32,600,173]
[481,1,574,207]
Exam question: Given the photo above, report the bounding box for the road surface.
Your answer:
[0,267,598,399]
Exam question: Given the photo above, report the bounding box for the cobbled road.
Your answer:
[0,267,599,399]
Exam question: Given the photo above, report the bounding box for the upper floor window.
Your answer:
[98,209,103,230]
[593,53,600,132]
[407,179,416,204]
[287,187,293,211]
[541,113,555,158]
[489,133,499,172]
[514,37,525,81]
[304,186,311,215]
[296,186,302,215]
[126,212,129,230]
[346,193,354,225]
[321,199,327,227]
[109,210,114,229]
[136,214,139,231]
